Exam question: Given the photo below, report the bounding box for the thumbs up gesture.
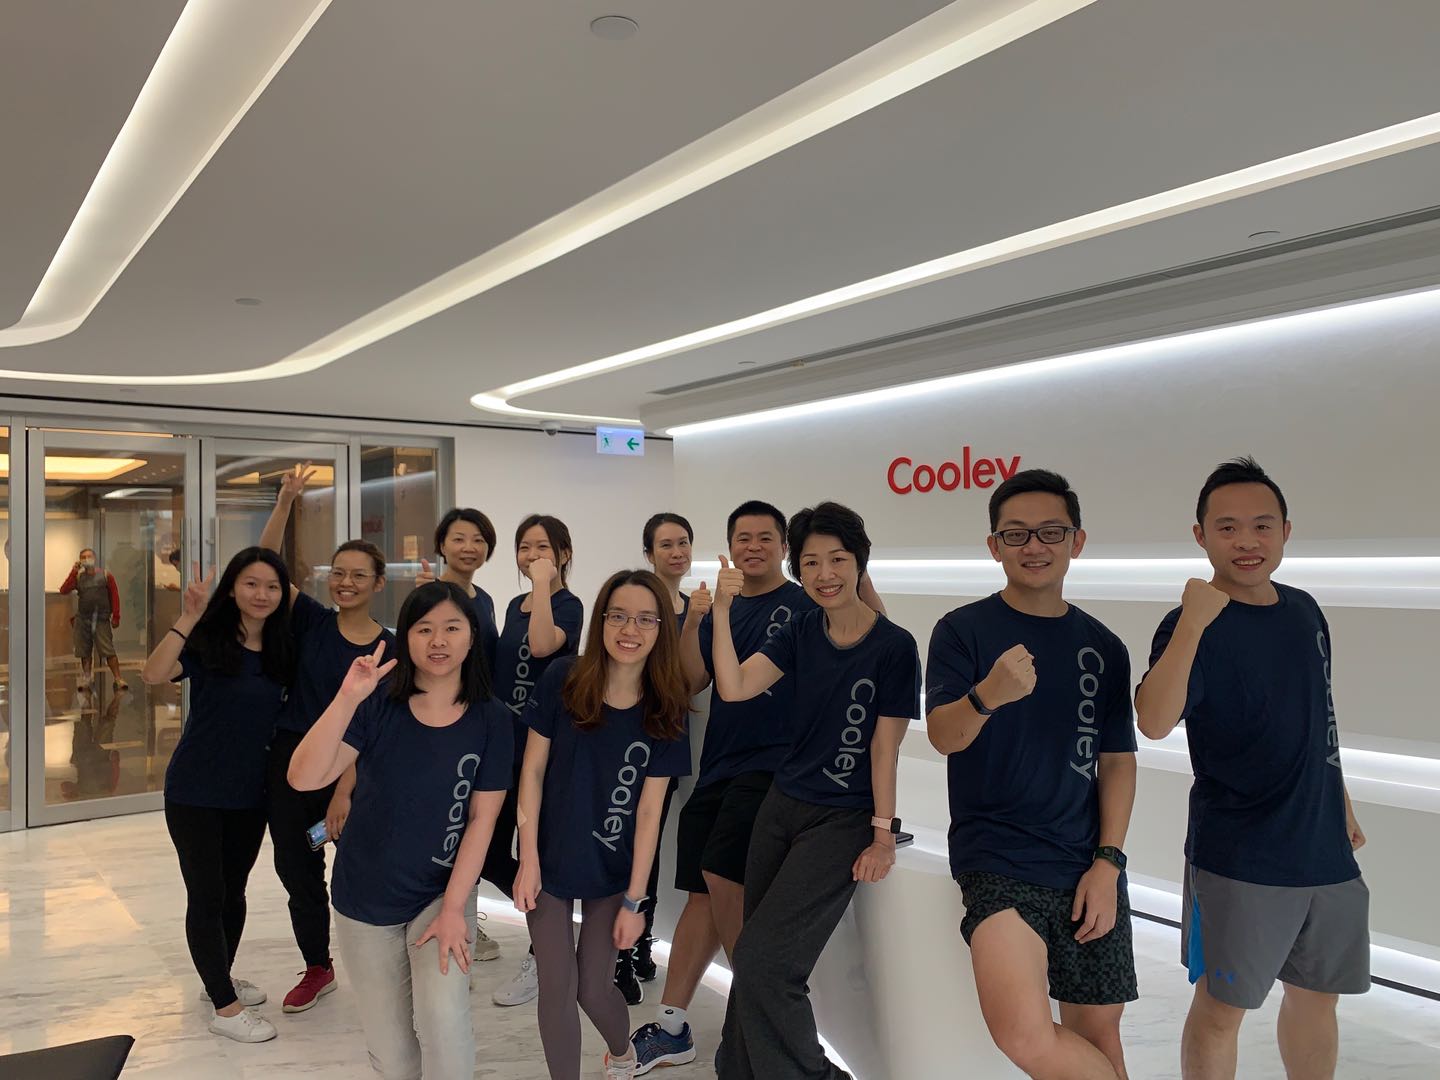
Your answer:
[417,558,436,588]
[686,581,713,625]
[714,555,744,610]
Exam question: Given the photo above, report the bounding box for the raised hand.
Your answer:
[527,557,557,588]
[714,555,744,610]
[417,557,436,587]
[182,563,215,618]
[279,462,317,502]
[686,581,713,624]
[982,643,1037,709]
[1179,577,1230,631]
[339,640,397,703]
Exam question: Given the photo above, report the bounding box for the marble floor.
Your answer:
[1,813,1437,1078]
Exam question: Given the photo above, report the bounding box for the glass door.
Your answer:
[0,422,18,831]
[25,429,200,826]
[201,438,349,604]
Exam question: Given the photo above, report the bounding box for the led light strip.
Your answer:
[481,113,1440,425]
[0,0,333,350]
[0,0,1092,389]
[667,284,1440,436]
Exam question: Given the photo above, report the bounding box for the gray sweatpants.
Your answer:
[718,787,870,1080]
[526,889,630,1080]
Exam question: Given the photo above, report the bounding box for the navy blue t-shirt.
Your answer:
[927,594,1136,890]
[674,591,689,635]
[1145,583,1358,887]
[277,592,396,735]
[165,647,287,810]
[471,586,499,679]
[494,589,584,768]
[760,609,920,809]
[696,581,816,785]
[526,658,691,899]
[331,692,514,925]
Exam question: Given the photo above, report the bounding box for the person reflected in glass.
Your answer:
[60,547,127,690]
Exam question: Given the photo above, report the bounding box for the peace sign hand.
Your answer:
[339,641,397,704]
[280,462,318,502]
[182,563,215,618]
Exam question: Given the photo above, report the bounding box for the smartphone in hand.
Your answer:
[306,820,330,850]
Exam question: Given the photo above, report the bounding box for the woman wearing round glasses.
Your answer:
[514,569,692,1080]
[258,464,396,1015]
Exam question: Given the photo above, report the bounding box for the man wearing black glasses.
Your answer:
[926,469,1138,1080]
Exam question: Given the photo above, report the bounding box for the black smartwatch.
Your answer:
[967,686,996,716]
[870,816,902,834]
[1093,846,1127,871]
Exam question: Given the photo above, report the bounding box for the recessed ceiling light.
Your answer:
[1247,229,1283,240]
[590,15,638,40]
[234,297,262,306]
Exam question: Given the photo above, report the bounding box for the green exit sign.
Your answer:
[596,426,645,456]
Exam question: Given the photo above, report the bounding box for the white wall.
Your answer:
[671,287,1440,961]
[452,427,676,635]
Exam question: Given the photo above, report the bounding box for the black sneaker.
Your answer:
[614,949,644,1006]
[633,934,657,983]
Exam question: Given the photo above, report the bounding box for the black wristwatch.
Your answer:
[966,686,996,716]
[1093,846,1127,871]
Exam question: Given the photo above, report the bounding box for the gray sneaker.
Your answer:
[492,952,538,1006]
[473,913,501,962]
[200,977,267,1007]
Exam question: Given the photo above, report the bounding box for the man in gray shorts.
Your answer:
[1137,458,1369,1080]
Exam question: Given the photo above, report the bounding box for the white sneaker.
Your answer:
[209,1008,277,1043]
[200,978,268,1007]
[473,912,500,962]
[605,1051,638,1079]
[492,953,538,1006]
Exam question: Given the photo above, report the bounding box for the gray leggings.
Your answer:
[526,890,630,1080]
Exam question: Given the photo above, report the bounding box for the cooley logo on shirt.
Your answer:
[432,753,482,868]
[825,678,876,790]
[759,602,793,698]
[1070,647,1104,780]
[594,741,651,852]
[1317,630,1341,768]
[508,640,534,717]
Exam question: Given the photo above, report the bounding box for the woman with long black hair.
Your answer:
[514,569,692,1080]
[142,547,295,1044]
[489,514,586,1006]
[289,581,512,1079]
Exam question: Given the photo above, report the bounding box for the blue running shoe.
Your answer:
[632,1022,697,1075]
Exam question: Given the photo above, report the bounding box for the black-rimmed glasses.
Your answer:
[992,526,1078,547]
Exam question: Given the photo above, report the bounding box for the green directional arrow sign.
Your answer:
[596,426,645,457]
[627,437,639,451]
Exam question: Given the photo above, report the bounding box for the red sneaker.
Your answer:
[282,963,336,1013]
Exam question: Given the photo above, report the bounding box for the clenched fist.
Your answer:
[1180,577,1230,631]
[714,555,744,610]
[981,643,1037,709]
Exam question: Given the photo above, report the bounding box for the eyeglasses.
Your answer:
[603,610,661,631]
[328,569,377,584]
[992,526,1078,547]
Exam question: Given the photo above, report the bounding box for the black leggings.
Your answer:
[266,729,338,968]
[165,799,268,1010]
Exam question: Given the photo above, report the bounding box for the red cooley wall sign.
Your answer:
[887,449,1022,494]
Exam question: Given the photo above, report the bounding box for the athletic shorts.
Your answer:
[957,871,1139,1006]
[74,614,117,660]
[674,771,773,893]
[1181,862,1370,1009]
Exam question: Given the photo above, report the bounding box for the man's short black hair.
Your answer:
[726,500,787,544]
[1196,456,1288,525]
[787,501,871,579]
[988,469,1081,532]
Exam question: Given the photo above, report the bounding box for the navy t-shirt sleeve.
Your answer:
[649,721,693,779]
[757,617,799,675]
[1146,607,1204,715]
[553,592,584,651]
[524,660,570,739]
[1100,637,1137,752]
[341,693,382,755]
[476,705,514,790]
[878,633,922,718]
[697,613,715,677]
[290,590,328,641]
[175,645,200,683]
[925,614,977,713]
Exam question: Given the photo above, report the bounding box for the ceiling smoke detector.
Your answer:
[590,15,638,40]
